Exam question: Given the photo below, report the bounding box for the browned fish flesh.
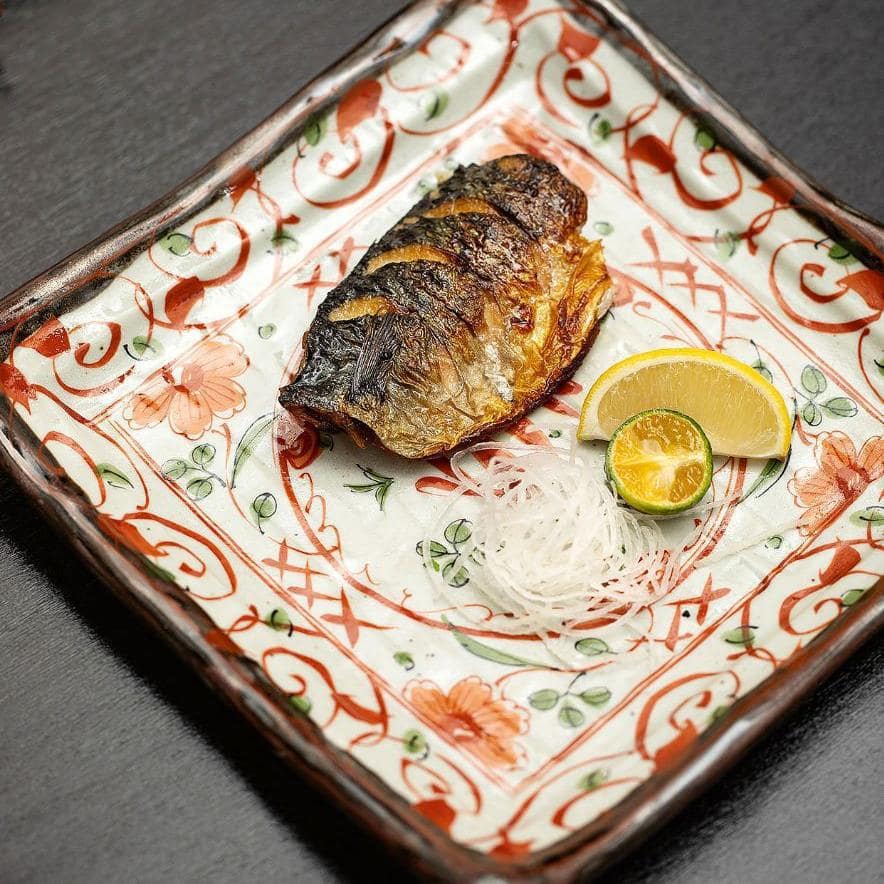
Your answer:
[279,154,612,459]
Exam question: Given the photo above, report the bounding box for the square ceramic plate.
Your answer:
[1,1,882,880]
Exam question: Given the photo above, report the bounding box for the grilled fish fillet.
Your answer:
[279,154,612,459]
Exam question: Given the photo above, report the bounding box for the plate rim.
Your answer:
[1,1,882,880]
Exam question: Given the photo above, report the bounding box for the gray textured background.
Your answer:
[1,1,882,882]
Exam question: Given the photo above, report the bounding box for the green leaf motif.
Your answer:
[548,429,562,438]
[751,359,773,383]
[231,413,275,486]
[128,335,162,360]
[442,558,469,588]
[162,458,189,480]
[403,729,427,755]
[591,118,612,142]
[827,242,855,264]
[593,221,613,236]
[710,705,729,723]
[577,768,608,791]
[742,451,791,500]
[158,231,191,256]
[303,112,327,146]
[714,230,740,259]
[191,443,215,466]
[468,545,486,565]
[801,365,827,396]
[419,523,483,588]
[271,230,299,254]
[444,518,473,547]
[841,588,868,607]
[528,688,560,711]
[875,357,884,378]
[375,483,392,510]
[252,492,277,528]
[143,557,176,583]
[820,397,858,418]
[393,651,415,670]
[416,539,448,559]
[289,695,312,714]
[559,705,585,728]
[258,323,276,339]
[723,625,756,646]
[264,608,291,631]
[447,621,549,668]
[801,400,822,427]
[421,89,449,121]
[766,535,783,550]
[95,463,134,490]
[186,477,213,501]
[575,637,611,656]
[849,506,884,528]
[345,464,394,511]
[694,125,716,151]
[579,687,611,707]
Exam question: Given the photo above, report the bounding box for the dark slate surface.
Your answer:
[0,1,881,882]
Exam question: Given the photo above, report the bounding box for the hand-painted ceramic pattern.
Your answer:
[1,1,881,879]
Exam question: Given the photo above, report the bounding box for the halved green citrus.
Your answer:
[606,409,713,514]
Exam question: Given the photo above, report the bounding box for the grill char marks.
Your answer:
[361,212,540,290]
[279,154,611,459]
[410,154,587,241]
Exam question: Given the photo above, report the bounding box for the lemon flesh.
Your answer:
[606,409,712,514]
[579,348,791,459]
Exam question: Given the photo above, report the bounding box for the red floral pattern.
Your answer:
[407,676,528,769]
[124,336,247,439]
[789,432,884,534]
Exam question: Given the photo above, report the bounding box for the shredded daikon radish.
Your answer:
[421,442,697,639]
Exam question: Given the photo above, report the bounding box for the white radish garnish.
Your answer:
[422,442,683,638]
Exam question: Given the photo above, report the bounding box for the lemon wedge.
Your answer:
[606,409,712,513]
[579,348,791,458]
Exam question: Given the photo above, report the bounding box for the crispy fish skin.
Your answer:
[279,154,612,459]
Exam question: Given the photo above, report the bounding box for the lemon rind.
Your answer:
[578,348,792,459]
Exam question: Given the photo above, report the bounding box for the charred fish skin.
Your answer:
[409,153,587,241]
[279,154,611,459]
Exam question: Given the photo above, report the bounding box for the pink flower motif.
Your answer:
[125,336,248,439]
[406,676,529,769]
[788,431,884,534]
